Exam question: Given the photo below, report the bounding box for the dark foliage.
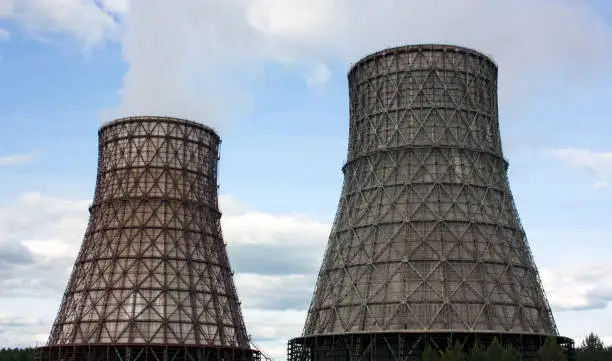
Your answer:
[419,332,612,361]
[575,333,612,361]
[0,348,35,361]
[441,342,466,361]
[3,332,612,360]
[539,336,566,361]
[468,339,488,361]
[425,337,523,361]
[423,347,441,361]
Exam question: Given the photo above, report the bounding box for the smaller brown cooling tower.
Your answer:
[37,116,260,361]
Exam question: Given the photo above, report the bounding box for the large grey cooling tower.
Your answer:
[37,116,261,361]
[287,45,573,361]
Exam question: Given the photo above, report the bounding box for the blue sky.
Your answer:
[1,0,612,358]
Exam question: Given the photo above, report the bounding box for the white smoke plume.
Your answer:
[99,0,612,127]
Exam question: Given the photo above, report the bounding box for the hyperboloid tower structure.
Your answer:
[287,45,573,360]
[37,116,260,361]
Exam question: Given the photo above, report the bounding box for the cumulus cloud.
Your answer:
[0,153,36,166]
[7,0,610,126]
[0,192,328,357]
[236,273,315,310]
[0,243,35,265]
[0,193,90,297]
[220,194,329,276]
[222,206,329,248]
[303,63,332,88]
[216,196,328,353]
[103,1,262,126]
[0,314,44,328]
[220,196,327,358]
[0,191,85,347]
[0,27,9,40]
[0,0,119,47]
[552,148,612,171]
[107,0,612,125]
[541,263,612,311]
[0,313,48,347]
[0,1,13,16]
[101,0,130,15]
[242,309,307,359]
[244,308,306,342]
[550,148,612,188]
[4,190,612,357]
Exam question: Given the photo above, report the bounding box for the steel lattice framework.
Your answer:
[288,44,573,360]
[37,116,260,361]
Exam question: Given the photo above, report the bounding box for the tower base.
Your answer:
[36,344,261,361]
[288,332,574,361]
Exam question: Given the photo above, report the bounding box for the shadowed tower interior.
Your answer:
[37,116,261,361]
[287,44,573,361]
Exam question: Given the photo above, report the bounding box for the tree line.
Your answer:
[0,348,35,361]
[421,333,611,361]
[0,333,610,361]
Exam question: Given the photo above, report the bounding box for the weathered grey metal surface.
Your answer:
[302,44,558,336]
[46,116,251,348]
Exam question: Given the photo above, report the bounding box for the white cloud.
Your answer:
[593,181,610,190]
[3,190,612,357]
[243,309,306,359]
[104,1,262,127]
[222,210,329,247]
[236,273,315,310]
[0,192,327,357]
[0,312,48,347]
[0,1,14,16]
[108,0,612,125]
[22,239,76,258]
[0,27,9,40]
[0,153,35,166]
[541,263,612,311]
[246,0,336,45]
[221,199,329,276]
[0,313,44,328]
[0,0,118,48]
[304,63,332,88]
[219,194,254,215]
[101,0,129,15]
[601,336,612,346]
[0,192,90,299]
[3,1,612,125]
[552,148,612,171]
[235,274,314,359]
[551,148,612,188]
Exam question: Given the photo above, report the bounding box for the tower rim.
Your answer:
[296,329,564,340]
[347,43,498,77]
[99,115,220,141]
[37,343,259,350]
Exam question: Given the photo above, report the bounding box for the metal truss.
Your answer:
[301,45,563,341]
[36,344,260,361]
[41,117,258,360]
[288,332,574,361]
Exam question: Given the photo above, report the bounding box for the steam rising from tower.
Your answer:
[38,116,260,361]
[288,45,573,360]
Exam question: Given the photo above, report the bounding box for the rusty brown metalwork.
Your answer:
[37,116,260,361]
[288,44,573,360]
[288,332,574,361]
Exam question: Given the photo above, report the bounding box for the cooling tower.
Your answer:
[287,45,573,360]
[37,116,260,361]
